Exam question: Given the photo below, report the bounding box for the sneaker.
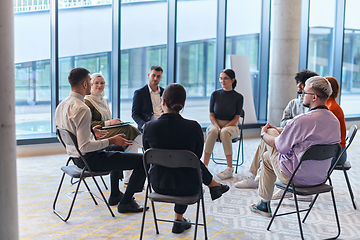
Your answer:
[272,189,292,200]
[235,176,259,189]
[172,218,192,234]
[250,200,272,217]
[289,195,313,202]
[216,167,234,180]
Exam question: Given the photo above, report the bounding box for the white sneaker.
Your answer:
[272,189,292,200]
[235,176,259,188]
[216,167,234,180]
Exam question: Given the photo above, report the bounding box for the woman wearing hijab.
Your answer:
[85,73,142,186]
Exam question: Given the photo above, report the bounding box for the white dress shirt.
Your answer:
[148,84,163,120]
[55,91,109,157]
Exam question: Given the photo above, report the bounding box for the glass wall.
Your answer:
[307,0,336,77]
[176,0,217,123]
[341,0,360,116]
[14,0,271,141]
[59,2,113,101]
[225,0,261,115]
[14,6,51,135]
[120,0,168,122]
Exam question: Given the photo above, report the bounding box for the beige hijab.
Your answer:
[84,73,112,121]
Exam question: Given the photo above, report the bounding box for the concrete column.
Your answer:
[268,0,301,126]
[0,1,19,239]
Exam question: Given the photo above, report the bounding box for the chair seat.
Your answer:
[334,161,351,170]
[148,192,201,205]
[275,181,333,196]
[61,165,110,178]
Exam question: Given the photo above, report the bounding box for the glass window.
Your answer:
[341,0,360,116]
[14,3,51,135]
[307,0,336,76]
[58,1,113,102]
[176,0,217,123]
[120,0,168,122]
[225,0,261,115]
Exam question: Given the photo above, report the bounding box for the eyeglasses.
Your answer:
[219,77,230,81]
[93,81,105,85]
[301,91,315,96]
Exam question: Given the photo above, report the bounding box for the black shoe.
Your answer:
[108,192,124,206]
[209,183,230,200]
[172,218,192,234]
[117,199,149,213]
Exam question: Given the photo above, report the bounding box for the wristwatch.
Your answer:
[261,133,265,139]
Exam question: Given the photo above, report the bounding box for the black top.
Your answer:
[132,84,164,132]
[210,89,244,121]
[143,113,203,195]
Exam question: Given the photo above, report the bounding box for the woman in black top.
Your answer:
[143,83,229,234]
[203,69,244,180]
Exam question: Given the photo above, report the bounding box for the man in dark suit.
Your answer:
[132,65,165,132]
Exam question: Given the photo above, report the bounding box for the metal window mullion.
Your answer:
[333,0,346,104]
[299,0,310,70]
[111,0,121,118]
[257,0,271,121]
[50,0,59,133]
[167,0,177,84]
[215,0,226,90]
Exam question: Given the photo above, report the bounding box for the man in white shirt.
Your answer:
[55,67,148,214]
[132,66,165,132]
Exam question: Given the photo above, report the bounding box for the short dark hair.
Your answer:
[162,83,186,113]
[295,69,318,85]
[221,69,237,89]
[68,68,90,87]
[150,65,163,73]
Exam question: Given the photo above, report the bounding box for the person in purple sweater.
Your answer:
[250,76,340,217]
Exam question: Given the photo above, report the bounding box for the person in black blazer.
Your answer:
[132,65,165,132]
[143,83,230,234]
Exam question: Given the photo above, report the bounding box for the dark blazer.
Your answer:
[132,84,164,132]
[143,113,206,196]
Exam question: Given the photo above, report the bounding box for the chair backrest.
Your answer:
[289,143,342,184]
[56,127,83,157]
[143,148,202,191]
[238,109,245,127]
[345,125,358,150]
[331,125,358,169]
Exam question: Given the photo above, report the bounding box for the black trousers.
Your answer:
[73,145,145,202]
[152,161,212,215]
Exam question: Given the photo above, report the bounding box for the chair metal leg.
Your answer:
[293,193,305,240]
[302,193,320,223]
[151,200,159,234]
[267,187,290,230]
[194,200,201,240]
[201,196,208,240]
[99,175,108,190]
[140,187,150,240]
[89,174,115,217]
[53,174,83,222]
[82,179,98,205]
[343,169,356,209]
[330,189,341,239]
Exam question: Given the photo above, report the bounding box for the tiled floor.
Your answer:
[17,134,360,240]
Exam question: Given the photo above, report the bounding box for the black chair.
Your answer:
[267,143,342,240]
[140,148,207,240]
[53,127,115,222]
[211,109,245,173]
[333,125,358,209]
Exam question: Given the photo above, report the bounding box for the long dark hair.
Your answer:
[221,69,237,89]
[162,83,186,113]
